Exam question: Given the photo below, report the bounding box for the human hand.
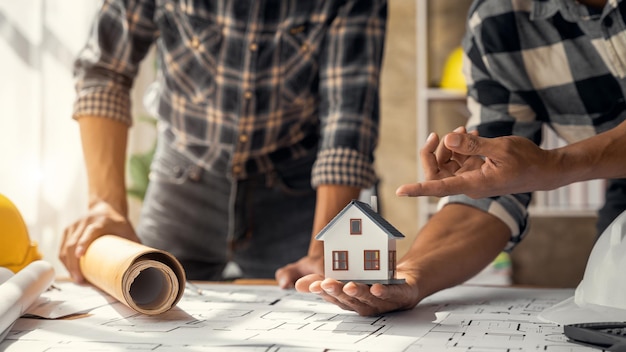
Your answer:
[60,200,139,283]
[418,126,481,182]
[275,254,324,289]
[294,268,420,316]
[396,131,556,198]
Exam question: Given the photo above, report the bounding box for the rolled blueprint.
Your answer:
[0,267,13,284]
[0,260,55,340]
[79,235,186,315]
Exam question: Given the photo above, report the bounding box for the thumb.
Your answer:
[444,133,492,157]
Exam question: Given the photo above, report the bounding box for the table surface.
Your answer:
[1,280,601,352]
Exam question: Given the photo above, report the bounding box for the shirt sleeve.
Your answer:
[437,5,543,251]
[311,0,387,189]
[73,0,158,125]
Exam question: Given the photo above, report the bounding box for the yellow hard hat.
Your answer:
[0,193,42,272]
[440,46,466,92]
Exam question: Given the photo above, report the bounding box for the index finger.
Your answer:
[396,172,485,198]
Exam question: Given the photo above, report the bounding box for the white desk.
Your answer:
[2,282,599,351]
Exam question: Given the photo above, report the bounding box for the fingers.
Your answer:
[398,168,493,197]
[397,180,447,197]
[321,280,383,316]
[434,137,454,169]
[294,274,325,292]
[297,274,421,316]
[59,223,87,283]
[444,132,491,158]
[420,132,440,179]
[60,207,137,283]
[277,255,324,289]
[275,264,300,289]
[297,277,381,314]
[434,127,471,177]
[296,277,357,311]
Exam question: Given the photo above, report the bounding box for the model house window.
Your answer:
[350,219,362,234]
[364,250,380,270]
[332,251,349,270]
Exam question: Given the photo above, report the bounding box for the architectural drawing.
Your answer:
[4,284,601,352]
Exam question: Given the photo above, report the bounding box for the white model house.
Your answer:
[316,199,405,284]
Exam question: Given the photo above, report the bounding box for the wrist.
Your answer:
[88,194,128,217]
[307,240,324,259]
[552,146,592,187]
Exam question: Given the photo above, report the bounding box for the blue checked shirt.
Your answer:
[73,0,386,188]
[441,0,626,250]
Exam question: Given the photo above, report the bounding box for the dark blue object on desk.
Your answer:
[565,322,626,352]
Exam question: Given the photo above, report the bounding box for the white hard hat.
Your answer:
[575,209,626,311]
[540,209,626,324]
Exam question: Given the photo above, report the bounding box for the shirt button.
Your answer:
[239,134,248,143]
[243,91,253,99]
[290,25,305,35]
[189,167,202,181]
[190,37,200,49]
[604,16,614,27]
[249,43,258,51]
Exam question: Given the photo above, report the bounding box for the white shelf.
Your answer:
[427,203,598,218]
[423,87,466,101]
[528,206,599,218]
[427,203,598,219]
[415,0,471,228]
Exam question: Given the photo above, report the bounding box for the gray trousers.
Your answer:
[136,137,316,281]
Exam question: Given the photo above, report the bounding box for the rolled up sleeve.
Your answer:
[73,0,158,125]
[312,0,386,189]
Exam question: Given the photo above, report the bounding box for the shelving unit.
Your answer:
[416,0,473,228]
[415,0,602,229]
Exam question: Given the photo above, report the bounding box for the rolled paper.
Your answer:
[0,260,55,340]
[79,235,186,315]
[0,267,14,284]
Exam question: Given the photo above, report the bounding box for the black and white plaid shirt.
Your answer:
[73,0,386,188]
[442,0,626,249]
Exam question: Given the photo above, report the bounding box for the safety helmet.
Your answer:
[440,46,466,92]
[574,209,626,312]
[540,210,626,324]
[0,193,42,272]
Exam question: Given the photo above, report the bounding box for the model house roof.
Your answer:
[316,200,405,240]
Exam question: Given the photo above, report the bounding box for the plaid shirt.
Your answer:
[441,0,626,250]
[73,0,386,188]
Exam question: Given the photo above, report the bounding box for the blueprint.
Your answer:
[0,261,55,343]
[2,283,600,351]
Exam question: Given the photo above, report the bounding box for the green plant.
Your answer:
[127,116,157,201]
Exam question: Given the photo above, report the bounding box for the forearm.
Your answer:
[555,119,626,185]
[399,204,510,301]
[78,116,129,215]
[308,184,361,257]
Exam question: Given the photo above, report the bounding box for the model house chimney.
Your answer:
[371,195,378,213]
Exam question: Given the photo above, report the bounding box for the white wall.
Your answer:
[0,0,156,277]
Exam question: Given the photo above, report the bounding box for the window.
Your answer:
[332,251,348,270]
[364,250,380,270]
[350,219,362,235]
